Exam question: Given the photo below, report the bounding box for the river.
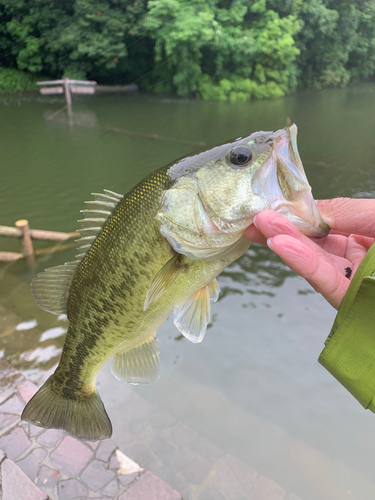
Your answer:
[1,84,375,500]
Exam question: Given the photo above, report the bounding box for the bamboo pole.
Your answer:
[46,105,67,121]
[0,225,76,241]
[52,118,207,146]
[104,126,207,146]
[34,241,76,256]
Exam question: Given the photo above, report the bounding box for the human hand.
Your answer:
[244,198,375,310]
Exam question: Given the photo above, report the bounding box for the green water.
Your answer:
[1,85,375,499]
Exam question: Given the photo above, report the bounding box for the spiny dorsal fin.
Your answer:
[76,189,123,260]
[111,334,160,384]
[31,189,123,315]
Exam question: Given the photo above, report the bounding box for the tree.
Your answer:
[1,0,375,99]
[142,0,300,99]
[0,0,148,80]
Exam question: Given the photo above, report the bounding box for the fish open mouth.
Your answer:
[262,124,330,238]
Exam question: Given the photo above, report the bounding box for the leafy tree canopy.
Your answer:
[0,0,374,99]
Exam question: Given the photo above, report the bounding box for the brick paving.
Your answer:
[0,360,182,500]
[0,358,302,500]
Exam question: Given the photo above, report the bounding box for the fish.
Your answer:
[21,124,329,441]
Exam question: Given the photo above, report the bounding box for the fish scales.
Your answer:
[22,125,329,440]
[56,169,172,391]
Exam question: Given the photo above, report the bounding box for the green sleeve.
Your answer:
[319,242,375,412]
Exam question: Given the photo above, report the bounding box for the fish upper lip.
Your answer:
[270,125,331,238]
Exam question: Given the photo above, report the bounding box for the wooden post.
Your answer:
[15,219,35,268]
[63,78,72,108]
[64,78,74,126]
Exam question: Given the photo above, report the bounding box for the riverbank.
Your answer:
[0,68,139,95]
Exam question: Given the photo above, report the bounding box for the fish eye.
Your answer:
[230,146,252,167]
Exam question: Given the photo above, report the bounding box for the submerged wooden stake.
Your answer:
[15,219,35,269]
[0,221,77,265]
[63,78,72,108]
[15,220,33,257]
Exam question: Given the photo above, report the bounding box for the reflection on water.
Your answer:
[39,326,67,342]
[221,246,296,291]
[20,344,62,363]
[15,319,38,331]
[1,84,375,499]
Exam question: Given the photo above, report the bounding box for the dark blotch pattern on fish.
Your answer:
[55,168,172,396]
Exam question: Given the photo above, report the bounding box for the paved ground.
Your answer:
[0,294,307,500]
[0,359,181,500]
[101,376,296,500]
[0,358,302,499]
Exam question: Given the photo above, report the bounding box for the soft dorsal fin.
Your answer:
[111,334,160,384]
[173,278,220,344]
[32,261,80,315]
[31,189,123,315]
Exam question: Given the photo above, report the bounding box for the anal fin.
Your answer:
[111,334,160,384]
[174,278,220,344]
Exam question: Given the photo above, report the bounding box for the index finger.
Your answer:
[317,198,375,238]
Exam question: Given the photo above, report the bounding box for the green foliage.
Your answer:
[294,0,373,89]
[199,75,285,101]
[347,1,375,81]
[142,0,300,98]
[0,0,375,99]
[0,0,150,81]
[0,68,40,93]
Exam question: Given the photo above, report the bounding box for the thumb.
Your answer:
[267,234,349,309]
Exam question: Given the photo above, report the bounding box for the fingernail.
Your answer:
[253,214,259,229]
[267,237,274,250]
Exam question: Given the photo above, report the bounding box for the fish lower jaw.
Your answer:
[273,202,329,237]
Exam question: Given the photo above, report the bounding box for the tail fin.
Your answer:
[21,375,112,441]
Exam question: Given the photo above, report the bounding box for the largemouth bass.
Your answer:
[22,124,329,441]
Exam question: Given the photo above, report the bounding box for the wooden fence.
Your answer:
[0,220,76,267]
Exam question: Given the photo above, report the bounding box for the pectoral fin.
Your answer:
[111,334,159,384]
[144,254,187,311]
[174,280,218,344]
[208,278,220,303]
